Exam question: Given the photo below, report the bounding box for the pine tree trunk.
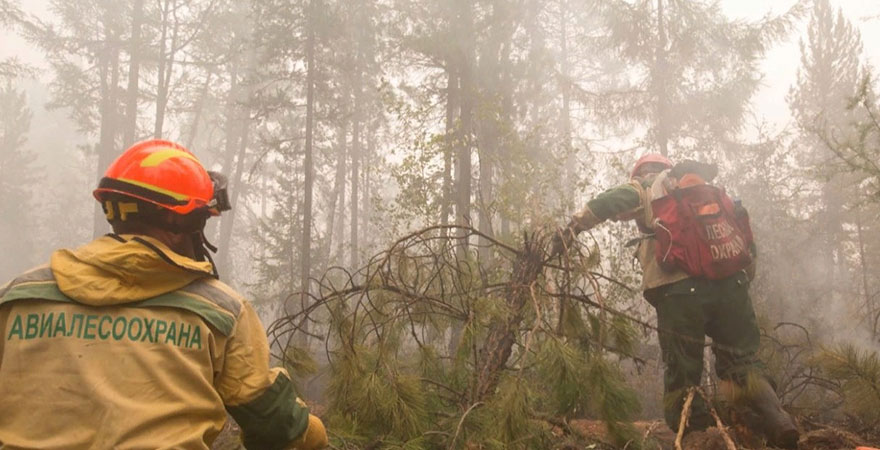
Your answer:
[93,43,121,238]
[449,0,475,356]
[154,0,180,139]
[214,64,242,275]
[215,111,250,276]
[326,118,347,261]
[654,0,669,156]
[455,31,474,257]
[350,82,361,270]
[822,182,844,305]
[122,0,144,147]
[154,0,171,138]
[362,132,372,251]
[335,160,347,263]
[470,233,544,403]
[215,40,257,276]
[855,207,876,339]
[477,123,494,265]
[185,72,213,149]
[442,67,458,237]
[299,0,318,330]
[559,0,575,206]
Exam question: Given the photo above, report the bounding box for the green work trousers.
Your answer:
[644,271,764,432]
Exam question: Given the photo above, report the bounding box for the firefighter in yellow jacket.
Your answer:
[0,140,328,450]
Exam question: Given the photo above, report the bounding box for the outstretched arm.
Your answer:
[552,182,643,255]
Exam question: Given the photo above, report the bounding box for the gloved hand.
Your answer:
[549,226,577,257]
[290,414,328,450]
[551,207,601,258]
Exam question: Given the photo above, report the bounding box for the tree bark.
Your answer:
[122,0,144,147]
[213,63,242,275]
[362,130,372,251]
[350,79,361,269]
[93,42,121,238]
[442,67,458,237]
[154,0,180,139]
[470,233,544,403]
[326,118,347,262]
[215,107,250,276]
[559,0,575,202]
[300,0,318,324]
[654,0,669,156]
[855,207,876,339]
[455,0,474,258]
[185,72,213,149]
[449,0,475,356]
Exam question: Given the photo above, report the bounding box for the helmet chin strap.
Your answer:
[140,209,220,279]
[191,230,220,279]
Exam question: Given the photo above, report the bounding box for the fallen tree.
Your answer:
[267,225,646,449]
[263,224,880,449]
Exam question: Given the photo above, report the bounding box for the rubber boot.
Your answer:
[746,378,799,449]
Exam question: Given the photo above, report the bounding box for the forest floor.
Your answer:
[212,416,880,449]
[556,418,880,450]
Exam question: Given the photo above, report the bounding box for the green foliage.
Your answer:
[312,226,649,449]
[481,378,544,449]
[284,344,319,381]
[326,343,429,443]
[535,337,591,416]
[595,0,801,153]
[0,81,38,280]
[533,334,642,448]
[583,354,642,448]
[814,344,880,425]
[249,151,305,302]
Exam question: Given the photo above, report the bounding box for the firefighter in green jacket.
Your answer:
[552,154,799,448]
[0,140,328,450]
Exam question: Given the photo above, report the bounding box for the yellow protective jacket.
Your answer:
[0,234,320,450]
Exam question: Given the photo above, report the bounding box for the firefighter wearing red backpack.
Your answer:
[551,154,799,448]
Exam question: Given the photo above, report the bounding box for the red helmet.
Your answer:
[93,139,221,216]
[631,153,672,178]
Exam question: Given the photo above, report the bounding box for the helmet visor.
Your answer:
[207,171,231,215]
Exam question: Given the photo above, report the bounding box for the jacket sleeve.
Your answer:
[216,301,314,450]
[585,182,642,222]
[569,182,642,233]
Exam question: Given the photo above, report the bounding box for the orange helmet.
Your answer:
[631,153,672,178]
[94,139,229,216]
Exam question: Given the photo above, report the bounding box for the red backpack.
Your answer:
[650,183,753,280]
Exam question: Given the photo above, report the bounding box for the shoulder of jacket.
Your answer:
[625,179,645,193]
[178,277,245,319]
[0,265,57,305]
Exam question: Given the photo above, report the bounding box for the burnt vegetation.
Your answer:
[267,226,880,449]
[2,0,880,448]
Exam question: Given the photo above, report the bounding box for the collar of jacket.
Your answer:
[50,234,215,306]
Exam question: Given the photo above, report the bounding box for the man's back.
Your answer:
[0,234,308,449]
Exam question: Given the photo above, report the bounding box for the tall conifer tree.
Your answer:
[0,81,37,280]
[788,0,866,318]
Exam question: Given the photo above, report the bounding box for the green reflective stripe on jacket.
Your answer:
[0,266,54,298]
[180,280,242,318]
[0,282,236,335]
[586,183,642,221]
[0,281,69,304]
[226,373,310,450]
[140,292,236,335]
